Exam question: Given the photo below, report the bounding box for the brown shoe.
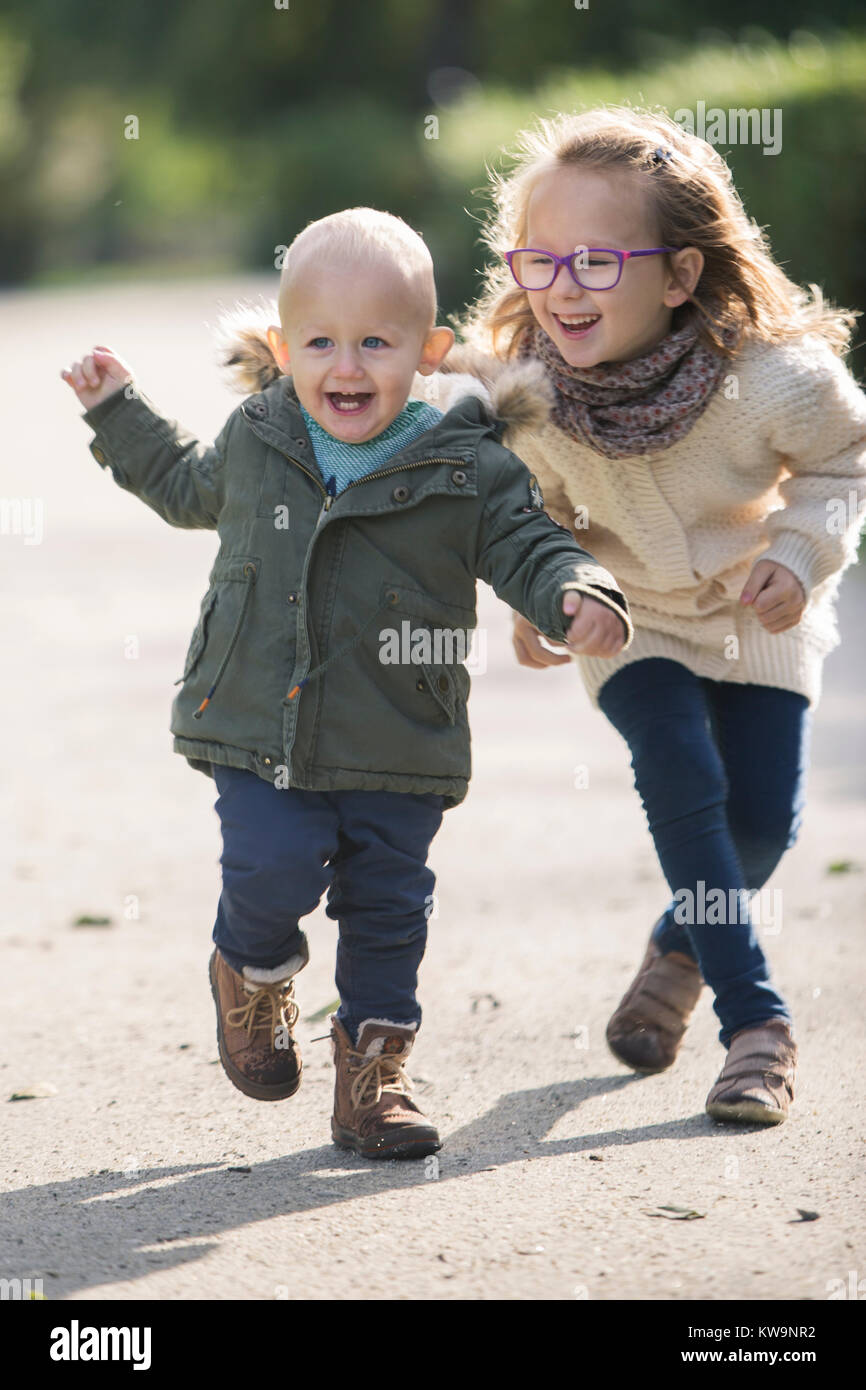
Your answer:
[330,1016,441,1160]
[606,933,704,1073]
[209,942,307,1101]
[706,1019,797,1125]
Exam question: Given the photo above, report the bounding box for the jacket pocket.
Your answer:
[174,588,218,685]
[380,584,475,728]
[173,556,260,695]
[417,658,472,725]
[403,628,472,727]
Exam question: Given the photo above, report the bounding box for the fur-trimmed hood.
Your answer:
[215,302,554,436]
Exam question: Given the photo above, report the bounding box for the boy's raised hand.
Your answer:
[61,345,134,411]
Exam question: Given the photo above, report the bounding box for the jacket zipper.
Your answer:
[192,452,470,716]
[342,457,467,487]
[281,451,469,500]
[283,452,469,701]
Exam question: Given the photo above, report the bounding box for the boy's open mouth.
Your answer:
[326,391,373,414]
[553,312,601,339]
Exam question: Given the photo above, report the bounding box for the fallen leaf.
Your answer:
[642,1204,705,1221]
[72,914,113,927]
[470,992,500,1013]
[826,860,859,875]
[790,1209,820,1223]
[9,1082,58,1101]
[304,998,340,1023]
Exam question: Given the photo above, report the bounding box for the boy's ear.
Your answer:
[416,325,455,376]
[266,325,291,373]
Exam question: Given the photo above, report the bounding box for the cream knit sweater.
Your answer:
[431,332,866,709]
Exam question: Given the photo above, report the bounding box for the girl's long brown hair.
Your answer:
[460,104,858,360]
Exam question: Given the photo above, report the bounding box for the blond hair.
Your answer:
[461,105,857,360]
[279,206,437,330]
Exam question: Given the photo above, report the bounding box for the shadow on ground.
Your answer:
[4,1071,747,1299]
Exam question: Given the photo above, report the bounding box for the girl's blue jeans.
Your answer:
[211,764,444,1045]
[597,659,811,1046]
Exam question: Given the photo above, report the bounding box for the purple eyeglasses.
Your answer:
[505,246,681,292]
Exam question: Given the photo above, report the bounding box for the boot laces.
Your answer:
[347,1046,413,1110]
[226,979,299,1048]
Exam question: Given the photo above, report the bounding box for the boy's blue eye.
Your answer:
[309,337,331,349]
[362,336,387,348]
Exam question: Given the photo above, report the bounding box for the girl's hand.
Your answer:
[512,611,572,668]
[739,560,807,634]
[61,345,134,411]
[512,591,626,667]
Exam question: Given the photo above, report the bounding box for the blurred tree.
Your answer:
[0,0,863,364]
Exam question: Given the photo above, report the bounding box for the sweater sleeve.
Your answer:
[758,338,866,597]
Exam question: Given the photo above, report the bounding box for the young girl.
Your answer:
[452,104,866,1124]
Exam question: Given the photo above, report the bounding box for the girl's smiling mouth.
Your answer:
[326,391,373,414]
[553,312,601,339]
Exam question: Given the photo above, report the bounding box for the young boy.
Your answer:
[62,207,633,1160]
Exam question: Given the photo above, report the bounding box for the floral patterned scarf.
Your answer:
[522,316,733,458]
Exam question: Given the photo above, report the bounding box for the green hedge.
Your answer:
[4,27,864,369]
[423,35,866,353]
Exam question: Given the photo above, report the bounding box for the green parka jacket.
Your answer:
[82,327,632,808]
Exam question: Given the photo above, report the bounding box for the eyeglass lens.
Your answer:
[510,250,620,290]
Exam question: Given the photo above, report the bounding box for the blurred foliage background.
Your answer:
[1,1,864,353]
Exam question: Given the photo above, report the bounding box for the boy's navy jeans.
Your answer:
[597,659,811,1046]
[211,765,444,1044]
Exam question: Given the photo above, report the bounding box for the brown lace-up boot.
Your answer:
[706,1019,797,1124]
[606,932,704,1073]
[209,939,307,1101]
[330,1015,441,1160]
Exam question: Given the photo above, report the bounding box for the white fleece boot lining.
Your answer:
[243,950,307,985]
[355,1018,418,1055]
